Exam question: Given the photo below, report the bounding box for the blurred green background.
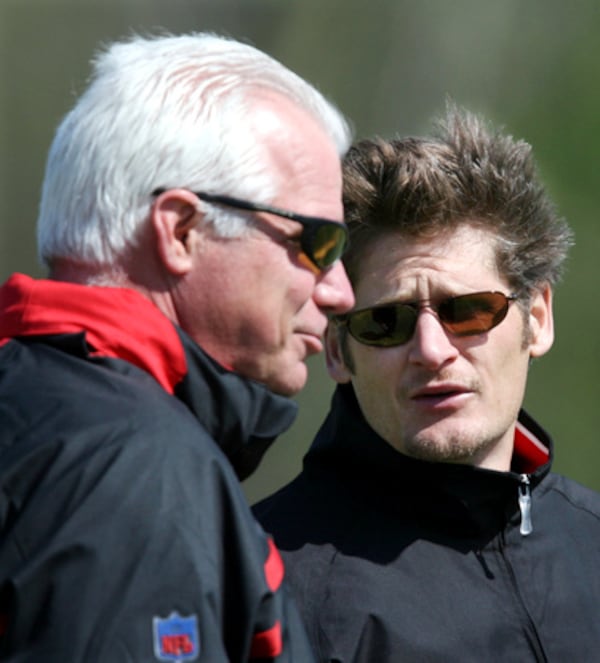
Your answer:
[1,0,598,501]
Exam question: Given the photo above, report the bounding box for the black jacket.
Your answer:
[255,383,600,662]
[0,273,315,662]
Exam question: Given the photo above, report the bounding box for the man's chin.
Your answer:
[403,428,486,465]
[264,362,309,397]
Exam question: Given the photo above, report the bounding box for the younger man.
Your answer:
[255,107,600,661]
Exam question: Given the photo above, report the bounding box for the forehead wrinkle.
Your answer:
[353,225,507,309]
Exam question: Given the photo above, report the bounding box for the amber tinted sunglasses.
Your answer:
[336,291,518,347]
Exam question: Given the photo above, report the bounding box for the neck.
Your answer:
[49,258,127,287]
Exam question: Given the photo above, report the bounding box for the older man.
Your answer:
[0,33,353,661]
[255,107,600,661]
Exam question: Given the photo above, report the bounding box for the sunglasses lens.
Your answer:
[343,291,514,347]
[439,292,510,335]
[347,304,417,346]
[310,223,348,269]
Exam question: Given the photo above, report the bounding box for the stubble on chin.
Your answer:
[401,429,494,465]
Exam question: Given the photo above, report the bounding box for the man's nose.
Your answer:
[407,308,459,369]
[313,261,355,315]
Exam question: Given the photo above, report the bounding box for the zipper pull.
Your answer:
[518,474,533,536]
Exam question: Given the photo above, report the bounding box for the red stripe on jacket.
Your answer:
[248,539,286,658]
[264,538,284,592]
[250,620,282,658]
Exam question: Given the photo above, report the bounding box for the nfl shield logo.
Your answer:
[153,612,200,662]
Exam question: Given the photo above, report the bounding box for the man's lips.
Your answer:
[298,331,324,355]
[409,383,473,402]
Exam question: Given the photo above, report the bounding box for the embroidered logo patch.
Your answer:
[153,612,200,661]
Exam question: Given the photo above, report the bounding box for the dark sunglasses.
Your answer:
[336,291,518,347]
[152,188,349,271]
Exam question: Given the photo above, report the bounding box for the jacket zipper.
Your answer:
[498,479,547,662]
[497,529,548,662]
[518,474,533,536]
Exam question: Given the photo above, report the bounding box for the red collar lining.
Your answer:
[514,419,550,473]
[0,274,187,394]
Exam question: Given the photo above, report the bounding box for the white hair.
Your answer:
[37,32,351,268]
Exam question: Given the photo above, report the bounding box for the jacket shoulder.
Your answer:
[542,473,600,520]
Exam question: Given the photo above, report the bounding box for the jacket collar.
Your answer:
[174,330,297,479]
[304,385,554,535]
[0,273,187,393]
[309,384,551,468]
[0,273,297,479]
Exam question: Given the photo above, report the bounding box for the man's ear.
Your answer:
[325,323,353,384]
[528,283,554,358]
[152,189,202,275]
